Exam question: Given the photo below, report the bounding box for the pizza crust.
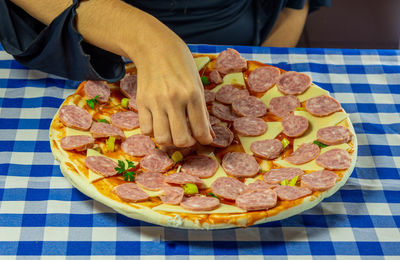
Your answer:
[49,56,358,229]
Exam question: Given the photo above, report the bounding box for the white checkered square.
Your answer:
[92,227,117,241]
[46,200,72,214]
[375,228,400,242]
[365,203,393,216]
[8,152,34,165]
[0,201,26,214]
[0,227,21,241]
[43,227,69,241]
[328,227,356,242]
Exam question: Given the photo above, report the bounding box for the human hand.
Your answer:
[130,30,213,147]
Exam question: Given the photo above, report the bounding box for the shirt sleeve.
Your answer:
[285,0,332,12]
[0,0,125,82]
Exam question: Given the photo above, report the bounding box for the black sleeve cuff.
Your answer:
[0,0,125,82]
[285,0,332,12]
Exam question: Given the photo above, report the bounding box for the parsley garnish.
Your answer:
[208,192,219,199]
[201,76,210,85]
[200,59,210,86]
[123,171,136,182]
[115,159,137,182]
[313,140,328,148]
[86,95,100,109]
[97,119,109,124]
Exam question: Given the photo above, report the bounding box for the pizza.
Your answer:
[49,48,357,229]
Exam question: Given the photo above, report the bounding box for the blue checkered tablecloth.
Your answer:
[0,43,399,258]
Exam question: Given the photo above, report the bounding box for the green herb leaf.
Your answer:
[126,159,137,170]
[201,76,210,85]
[123,171,136,182]
[208,192,219,199]
[115,159,137,181]
[97,119,109,124]
[200,60,210,77]
[313,140,328,148]
[115,160,126,175]
[86,95,100,109]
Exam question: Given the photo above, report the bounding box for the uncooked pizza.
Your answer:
[49,48,357,229]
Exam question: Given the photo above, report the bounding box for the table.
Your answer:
[1,44,399,258]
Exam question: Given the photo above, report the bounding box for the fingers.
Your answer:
[138,107,153,135]
[168,104,196,148]
[187,96,213,145]
[151,109,173,146]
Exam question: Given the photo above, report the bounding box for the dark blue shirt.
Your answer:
[0,0,330,82]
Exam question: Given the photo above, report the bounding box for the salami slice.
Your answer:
[222,152,260,178]
[90,122,125,140]
[164,173,204,187]
[180,196,220,211]
[215,84,249,105]
[248,66,281,93]
[59,105,92,130]
[181,155,218,179]
[110,111,139,130]
[211,102,239,122]
[281,115,309,137]
[83,80,110,103]
[316,149,351,170]
[232,96,267,118]
[204,89,216,104]
[246,179,278,191]
[120,74,137,98]
[160,187,184,205]
[305,95,341,117]
[233,117,267,137]
[210,124,234,148]
[236,189,277,211]
[210,177,247,200]
[121,134,155,157]
[209,70,223,84]
[209,115,221,125]
[274,185,312,201]
[317,126,353,145]
[85,156,118,177]
[135,171,166,191]
[215,48,247,74]
[263,168,304,184]
[285,143,320,165]
[250,139,283,160]
[301,170,338,191]
[128,97,138,112]
[277,71,311,95]
[140,149,174,173]
[113,183,149,202]
[268,95,300,118]
[60,135,94,151]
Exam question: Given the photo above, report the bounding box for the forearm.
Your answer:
[262,0,309,47]
[10,0,179,64]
